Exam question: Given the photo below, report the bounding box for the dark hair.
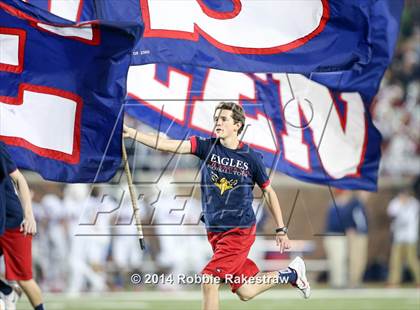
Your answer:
[215,102,246,134]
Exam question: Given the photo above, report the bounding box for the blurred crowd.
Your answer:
[373,7,420,177]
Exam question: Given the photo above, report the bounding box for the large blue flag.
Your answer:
[124,0,403,191]
[7,0,403,190]
[22,0,96,22]
[0,0,142,182]
[24,0,378,73]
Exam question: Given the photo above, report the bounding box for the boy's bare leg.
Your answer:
[237,257,310,301]
[201,275,221,310]
[17,279,43,308]
[235,271,279,301]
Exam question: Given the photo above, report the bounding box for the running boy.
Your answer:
[124,102,310,309]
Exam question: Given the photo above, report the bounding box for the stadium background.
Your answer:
[3,2,419,309]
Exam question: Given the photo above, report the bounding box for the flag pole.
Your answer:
[122,138,146,250]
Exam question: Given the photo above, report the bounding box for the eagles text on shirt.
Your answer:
[190,137,270,232]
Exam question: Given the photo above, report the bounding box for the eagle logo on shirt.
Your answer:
[211,172,238,195]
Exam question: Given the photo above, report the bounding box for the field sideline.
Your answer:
[16,288,420,310]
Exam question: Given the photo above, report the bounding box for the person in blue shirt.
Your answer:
[124,101,310,309]
[347,192,369,288]
[323,189,351,288]
[323,189,368,288]
[0,142,45,310]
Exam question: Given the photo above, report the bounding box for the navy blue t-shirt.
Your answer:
[190,137,270,232]
[347,198,368,234]
[325,198,368,234]
[325,199,353,234]
[325,203,351,234]
[0,142,24,232]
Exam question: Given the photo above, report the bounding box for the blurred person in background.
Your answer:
[111,190,143,290]
[387,188,420,287]
[66,186,112,294]
[66,184,100,294]
[83,188,112,291]
[41,185,68,292]
[347,192,369,288]
[323,189,353,288]
[30,188,49,290]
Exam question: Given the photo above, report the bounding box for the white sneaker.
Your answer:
[0,286,21,310]
[288,256,311,299]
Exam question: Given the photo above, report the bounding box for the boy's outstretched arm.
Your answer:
[10,169,37,235]
[262,185,291,253]
[124,124,192,154]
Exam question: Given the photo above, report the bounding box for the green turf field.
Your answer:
[17,288,420,310]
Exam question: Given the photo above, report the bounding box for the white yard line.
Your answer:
[41,288,420,301]
[18,302,149,310]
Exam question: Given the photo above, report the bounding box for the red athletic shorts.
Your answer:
[0,228,33,280]
[202,225,259,292]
